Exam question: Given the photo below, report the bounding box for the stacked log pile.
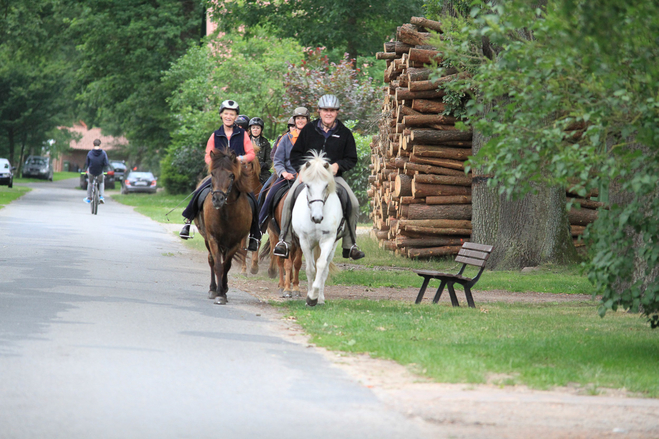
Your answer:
[369,17,473,259]
[368,17,599,258]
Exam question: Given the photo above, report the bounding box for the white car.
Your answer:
[0,158,14,188]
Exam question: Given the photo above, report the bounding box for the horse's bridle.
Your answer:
[211,173,234,203]
[306,183,329,207]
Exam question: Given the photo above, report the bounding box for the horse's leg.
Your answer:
[282,257,293,298]
[250,247,259,275]
[267,230,278,279]
[206,239,220,299]
[316,240,339,305]
[214,250,231,305]
[300,239,318,306]
[291,246,302,297]
[239,238,247,274]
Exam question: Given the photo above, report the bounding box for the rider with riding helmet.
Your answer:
[248,117,272,185]
[258,107,310,231]
[179,100,262,251]
[235,114,250,131]
[273,95,365,260]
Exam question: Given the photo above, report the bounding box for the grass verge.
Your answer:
[277,299,659,397]
[0,186,31,208]
[13,171,79,183]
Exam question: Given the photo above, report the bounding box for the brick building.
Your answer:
[54,122,128,172]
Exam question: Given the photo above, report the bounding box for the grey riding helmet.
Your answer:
[219,99,239,115]
[287,117,295,126]
[236,115,250,129]
[248,117,265,128]
[292,107,310,118]
[317,94,340,109]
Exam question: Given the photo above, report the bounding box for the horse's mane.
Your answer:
[208,147,254,194]
[299,150,336,193]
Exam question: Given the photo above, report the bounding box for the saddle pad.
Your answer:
[196,186,211,211]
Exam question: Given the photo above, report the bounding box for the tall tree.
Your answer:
[210,0,424,59]
[0,0,77,168]
[69,0,205,170]
[432,0,659,325]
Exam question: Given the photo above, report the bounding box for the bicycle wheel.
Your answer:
[92,181,99,215]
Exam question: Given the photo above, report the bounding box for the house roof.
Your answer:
[65,122,128,151]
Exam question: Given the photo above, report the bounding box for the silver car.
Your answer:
[122,171,157,194]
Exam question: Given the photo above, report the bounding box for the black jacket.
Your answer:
[251,135,272,180]
[290,119,357,177]
[85,149,109,176]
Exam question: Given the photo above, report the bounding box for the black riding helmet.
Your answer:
[248,117,265,128]
[236,115,250,130]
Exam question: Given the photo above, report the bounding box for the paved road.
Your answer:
[0,179,431,439]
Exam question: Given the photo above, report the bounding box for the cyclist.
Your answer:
[248,117,272,185]
[258,107,309,231]
[84,139,109,204]
[273,95,365,260]
[179,100,261,251]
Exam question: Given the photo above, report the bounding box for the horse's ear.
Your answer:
[229,150,236,161]
[323,162,330,169]
[210,149,216,159]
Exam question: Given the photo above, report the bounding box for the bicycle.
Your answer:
[82,172,105,215]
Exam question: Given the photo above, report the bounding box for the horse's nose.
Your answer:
[213,193,226,209]
[312,214,323,224]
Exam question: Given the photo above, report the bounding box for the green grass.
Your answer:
[110,191,593,294]
[278,299,659,396]
[0,186,31,208]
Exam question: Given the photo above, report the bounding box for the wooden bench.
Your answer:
[413,242,494,307]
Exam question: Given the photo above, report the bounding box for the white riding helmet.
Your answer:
[318,94,340,110]
[219,100,239,115]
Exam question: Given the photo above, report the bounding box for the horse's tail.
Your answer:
[259,238,271,262]
[313,246,340,276]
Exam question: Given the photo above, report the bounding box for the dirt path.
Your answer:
[227,265,659,439]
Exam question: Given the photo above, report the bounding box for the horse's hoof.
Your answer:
[250,267,259,275]
[268,269,277,279]
[306,297,318,307]
[208,289,219,299]
[282,291,292,298]
[214,295,227,305]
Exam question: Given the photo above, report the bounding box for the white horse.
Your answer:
[291,151,343,306]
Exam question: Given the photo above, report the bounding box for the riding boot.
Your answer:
[246,202,261,252]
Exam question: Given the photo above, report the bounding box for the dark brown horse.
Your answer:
[194,147,255,305]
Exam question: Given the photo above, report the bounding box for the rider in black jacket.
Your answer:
[273,94,365,260]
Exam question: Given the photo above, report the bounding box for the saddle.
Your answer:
[268,181,351,236]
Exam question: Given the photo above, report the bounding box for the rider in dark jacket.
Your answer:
[273,95,364,260]
[248,117,272,185]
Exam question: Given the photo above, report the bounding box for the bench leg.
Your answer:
[464,285,476,308]
[415,276,431,304]
[447,283,460,307]
[431,279,447,304]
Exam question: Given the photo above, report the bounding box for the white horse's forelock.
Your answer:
[300,150,335,193]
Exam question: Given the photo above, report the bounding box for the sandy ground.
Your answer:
[172,223,659,438]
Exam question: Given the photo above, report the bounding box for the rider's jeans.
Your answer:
[86,174,105,199]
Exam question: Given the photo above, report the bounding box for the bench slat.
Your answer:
[458,248,490,260]
[462,242,493,252]
[455,255,487,267]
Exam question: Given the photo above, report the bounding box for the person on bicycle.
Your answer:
[273,95,364,260]
[84,139,109,204]
[248,117,272,185]
[257,107,310,231]
[179,100,262,251]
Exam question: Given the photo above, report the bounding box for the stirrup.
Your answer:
[273,241,289,258]
[245,236,260,251]
[179,223,193,240]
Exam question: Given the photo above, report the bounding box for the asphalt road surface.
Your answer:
[0,179,432,439]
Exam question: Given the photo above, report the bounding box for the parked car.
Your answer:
[122,171,157,194]
[80,164,116,190]
[110,161,127,182]
[0,158,15,188]
[22,155,53,180]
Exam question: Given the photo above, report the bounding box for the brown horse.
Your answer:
[194,147,255,305]
[261,187,303,298]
